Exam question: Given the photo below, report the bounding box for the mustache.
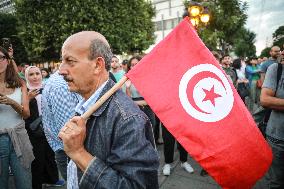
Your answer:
[63,76,73,82]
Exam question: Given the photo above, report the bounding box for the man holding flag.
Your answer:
[58,17,272,189]
[58,31,159,189]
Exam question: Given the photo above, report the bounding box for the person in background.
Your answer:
[41,68,50,84]
[260,46,281,84]
[24,66,62,189]
[18,63,30,81]
[260,55,284,188]
[0,46,33,189]
[232,58,249,102]
[42,71,81,181]
[161,123,194,176]
[110,55,125,82]
[121,59,129,73]
[220,55,237,86]
[124,56,156,129]
[245,57,261,112]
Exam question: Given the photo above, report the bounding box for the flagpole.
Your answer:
[81,76,128,120]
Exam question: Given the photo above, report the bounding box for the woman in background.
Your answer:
[41,68,50,84]
[245,57,261,112]
[25,66,60,189]
[124,56,156,128]
[232,58,249,103]
[0,46,33,189]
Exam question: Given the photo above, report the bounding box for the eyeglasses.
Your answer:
[0,55,7,62]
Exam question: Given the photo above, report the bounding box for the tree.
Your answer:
[14,0,155,62]
[0,12,29,64]
[184,0,248,55]
[260,47,270,58]
[234,27,256,58]
[272,25,284,48]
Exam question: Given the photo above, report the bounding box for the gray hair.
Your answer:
[89,38,113,71]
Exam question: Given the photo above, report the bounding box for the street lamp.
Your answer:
[184,1,210,29]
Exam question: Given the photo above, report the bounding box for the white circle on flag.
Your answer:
[179,64,234,122]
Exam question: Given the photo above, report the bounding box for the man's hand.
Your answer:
[59,116,87,159]
[58,116,94,171]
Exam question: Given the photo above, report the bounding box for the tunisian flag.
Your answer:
[126,17,272,189]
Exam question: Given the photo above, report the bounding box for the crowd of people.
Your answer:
[0,31,284,189]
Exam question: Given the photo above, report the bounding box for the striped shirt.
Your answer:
[67,80,107,189]
[42,72,81,152]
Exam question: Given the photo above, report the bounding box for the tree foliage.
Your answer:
[0,12,29,64]
[234,27,256,58]
[260,47,270,58]
[184,0,248,55]
[272,25,284,48]
[14,0,155,62]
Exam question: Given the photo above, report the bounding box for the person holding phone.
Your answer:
[24,66,61,189]
[0,46,33,189]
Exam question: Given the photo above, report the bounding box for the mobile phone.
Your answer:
[1,38,11,51]
[38,88,43,94]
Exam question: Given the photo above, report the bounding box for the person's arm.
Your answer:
[245,66,259,74]
[134,100,148,106]
[260,73,265,83]
[0,82,30,119]
[125,80,132,97]
[20,82,30,119]
[7,47,19,73]
[260,88,284,110]
[41,87,59,150]
[43,85,79,150]
[260,64,284,110]
[51,87,79,131]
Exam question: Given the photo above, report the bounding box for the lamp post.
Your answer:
[184,1,210,29]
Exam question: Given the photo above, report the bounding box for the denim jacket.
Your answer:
[78,80,159,189]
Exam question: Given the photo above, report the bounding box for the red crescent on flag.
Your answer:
[186,71,226,114]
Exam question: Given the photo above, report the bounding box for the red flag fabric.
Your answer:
[126,17,272,189]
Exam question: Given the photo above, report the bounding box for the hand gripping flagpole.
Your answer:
[81,76,128,120]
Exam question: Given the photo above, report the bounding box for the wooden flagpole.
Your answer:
[81,76,128,120]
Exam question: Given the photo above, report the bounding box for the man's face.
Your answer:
[270,47,281,59]
[59,41,97,95]
[222,56,231,65]
[111,57,119,69]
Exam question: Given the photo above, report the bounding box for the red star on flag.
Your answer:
[202,85,222,106]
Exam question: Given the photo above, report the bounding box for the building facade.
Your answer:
[147,0,185,52]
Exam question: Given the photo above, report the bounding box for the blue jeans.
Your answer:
[267,136,284,189]
[0,134,32,189]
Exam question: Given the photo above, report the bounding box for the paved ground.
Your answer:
[9,144,268,189]
[156,144,268,189]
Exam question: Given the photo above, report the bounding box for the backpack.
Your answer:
[253,63,282,137]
